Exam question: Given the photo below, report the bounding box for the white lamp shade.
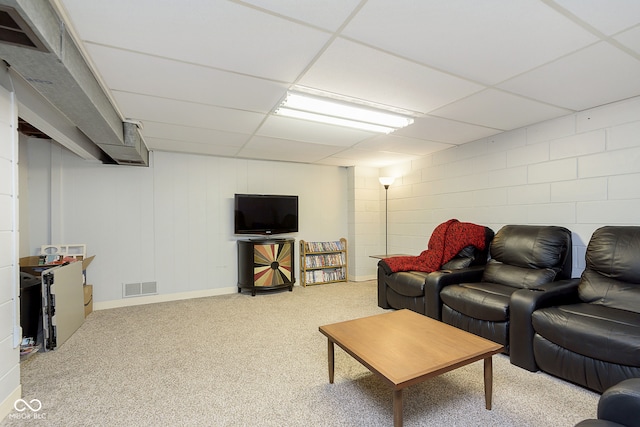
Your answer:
[379,176,395,186]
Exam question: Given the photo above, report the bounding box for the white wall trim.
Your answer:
[94,280,383,311]
[352,274,376,282]
[0,384,21,422]
[94,286,238,310]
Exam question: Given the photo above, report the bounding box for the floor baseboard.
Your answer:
[94,286,237,310]
[0,384,21,422]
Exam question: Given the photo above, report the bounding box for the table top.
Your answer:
[319,309,503,389]
[369,254,413,259]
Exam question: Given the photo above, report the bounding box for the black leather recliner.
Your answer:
[377,227,494,318]
[575,378,640,427]
[439,225,572,353]
[513,226,640,393]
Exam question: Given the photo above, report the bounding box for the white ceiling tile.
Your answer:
[430,89,571,130]
[554,0,640,35]
[354,135,453,156]
[614,26,640,55]
[257,115,375,147]
[62,0,331,81]
[326,148,420,167]
[112,92,265,134]
[238,136,343,163]
[143,122,249,147]
[394,116,502,144]
[299,38,484,113]
[498,42,640,110]
[342,0,598,84]
[85,44,287,113]
[312,157,357,167]
[237,0,361,31]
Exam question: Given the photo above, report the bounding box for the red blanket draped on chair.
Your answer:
[380,219,487,273]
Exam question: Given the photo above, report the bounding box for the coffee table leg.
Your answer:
[393,389,403,427]
[328,339,335,384]
[484,356,493,410]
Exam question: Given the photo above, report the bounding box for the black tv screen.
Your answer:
[234,194,298,235]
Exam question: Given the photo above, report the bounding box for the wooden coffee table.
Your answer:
[319,309,504,427]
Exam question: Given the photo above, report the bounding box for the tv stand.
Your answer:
[237,238,295,296]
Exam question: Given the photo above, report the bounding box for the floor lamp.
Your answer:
[379,177,395,256]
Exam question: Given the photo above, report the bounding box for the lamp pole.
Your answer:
[379,177,395,256]
[384,184,389,255]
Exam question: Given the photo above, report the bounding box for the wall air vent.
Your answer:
[0,6,47,52]
[123,282,158,298]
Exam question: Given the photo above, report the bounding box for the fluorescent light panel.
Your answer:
[276,108,396,133]
[275,92,413,134]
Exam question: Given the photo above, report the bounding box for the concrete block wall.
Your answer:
[0,80,21,421]
[380,96,640,277]
[347,166,384,281]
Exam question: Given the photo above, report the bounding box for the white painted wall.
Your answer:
[17,134,30,258]
[23,147,349,306]
[380,96,640,277]
[0,78,21,421]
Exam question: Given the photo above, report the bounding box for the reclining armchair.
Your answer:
[439,225,572,353]
[377,225,494,318]
[513,226,640,393]
[575,378,640,427]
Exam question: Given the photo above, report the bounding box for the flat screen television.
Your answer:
[234,194,299,235]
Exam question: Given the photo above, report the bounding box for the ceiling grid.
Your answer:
[40,0,640,167]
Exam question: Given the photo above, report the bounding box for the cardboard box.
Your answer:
[83,284,93,317]
[19,256,52,277]
[20,255,95,277]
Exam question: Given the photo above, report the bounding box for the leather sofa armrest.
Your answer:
[598,378,640,427]
[510,278,581,371]
[377,265,391,309]
[576,378,640,427]
[424,265,485,320]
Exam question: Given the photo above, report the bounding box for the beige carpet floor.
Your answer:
[2,280,599,426]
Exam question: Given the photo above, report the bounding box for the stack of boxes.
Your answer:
[19,244,95,317]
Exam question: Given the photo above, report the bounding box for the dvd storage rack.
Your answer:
[299,238,348,286]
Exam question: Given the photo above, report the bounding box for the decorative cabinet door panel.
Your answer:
[237,238,295,295]
[253,242,292,287]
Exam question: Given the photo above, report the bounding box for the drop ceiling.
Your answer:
[54,0,640,167]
